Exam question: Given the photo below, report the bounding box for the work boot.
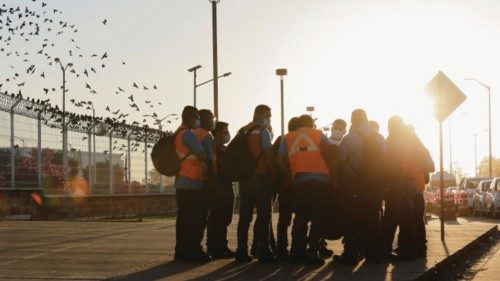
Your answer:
[276,248,289,262]
[332,253,361,266]
[305,250,325,266]
[258,250,276,263]
[289,250,306,264]
[187,250,212,263]
[319,244,334,258]
[223,247,236,258]
[235,249,253,263]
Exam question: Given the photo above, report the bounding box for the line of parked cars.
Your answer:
[466,177,500,217]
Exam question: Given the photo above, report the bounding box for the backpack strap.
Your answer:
[174,127,192,162]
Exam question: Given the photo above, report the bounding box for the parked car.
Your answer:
[485,178,500,217]
[458,177,491,211]
[472,180,492,216]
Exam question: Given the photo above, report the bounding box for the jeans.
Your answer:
[236,174,273,256]
[207,181,235,254]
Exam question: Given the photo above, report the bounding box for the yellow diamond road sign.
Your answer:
[425,71,467,122]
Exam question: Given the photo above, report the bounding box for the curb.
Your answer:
[415,225,499,281]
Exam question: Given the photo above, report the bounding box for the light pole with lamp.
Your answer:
[276,68,287,136]
[465,78,493,178]
[54,58,73,181]
[188,65,231,109]
[188,65,202,107]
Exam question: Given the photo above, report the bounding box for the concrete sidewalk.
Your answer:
[470,232,500,280]
[0,216,497,281]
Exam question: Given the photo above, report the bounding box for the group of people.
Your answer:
[172,104,435,266]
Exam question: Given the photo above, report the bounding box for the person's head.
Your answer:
[288,117,300,132]
[369,120,380,132]
[198,109,215,131]
[351,109,368,127]
[181,106,199,129]
[253,104,272,128]
[331,118,347,140]
[388,115,405,135]
[297,114,315,129]
[213,121,230,144]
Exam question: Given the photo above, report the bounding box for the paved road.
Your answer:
[0,215,497,281]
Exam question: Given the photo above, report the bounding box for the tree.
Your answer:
[477,157,500,177]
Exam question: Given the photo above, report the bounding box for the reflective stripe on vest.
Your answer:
[285,127,330,178]
[175,128,203,181]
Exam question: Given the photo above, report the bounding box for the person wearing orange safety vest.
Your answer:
[235,104,276,263]
[278,114,332,266]
[173,106,212,263]
[381,116,429,261]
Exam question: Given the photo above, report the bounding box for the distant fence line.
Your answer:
[0,91,174,195]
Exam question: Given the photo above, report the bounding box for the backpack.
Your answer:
[221,125,261,182]
[151,129,190,177]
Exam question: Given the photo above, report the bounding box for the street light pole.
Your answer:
[473,133,478,177]
[465,78,493,178]
[188,65,202,107]
[276,68,288,136]
[55,58,73,183]
[210,0,220,119]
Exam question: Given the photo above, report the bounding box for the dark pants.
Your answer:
[341,196,382,259]
[207,181,235,254]
[290,180,329,255]
[237,175,273,256]
[175,188,209,256]
[277,187,293,252]
[381,182,417,257]
[414,191,427,253]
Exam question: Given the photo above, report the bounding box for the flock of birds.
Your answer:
[0,0,178,154]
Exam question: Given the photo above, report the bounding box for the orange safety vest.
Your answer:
[243,123,269,175]
[175,126,203,181]
[285,127,330,178]
[194,128,217,178]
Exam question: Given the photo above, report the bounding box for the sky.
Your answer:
[2,0,500,177]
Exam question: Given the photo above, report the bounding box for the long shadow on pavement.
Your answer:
[112,260,204,281]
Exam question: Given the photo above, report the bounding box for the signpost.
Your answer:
[425,71,466,240]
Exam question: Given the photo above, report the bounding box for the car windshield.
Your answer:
[466,180,481,189]
[482,181,492,189]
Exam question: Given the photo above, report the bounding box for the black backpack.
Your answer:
[221,125,261,182]
[151,129,190,177]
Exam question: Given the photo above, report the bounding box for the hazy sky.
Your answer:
[2,0,500,177]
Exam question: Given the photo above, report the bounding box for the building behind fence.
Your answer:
[0,92,175,195]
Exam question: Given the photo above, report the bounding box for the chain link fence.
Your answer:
[0,92,175,195]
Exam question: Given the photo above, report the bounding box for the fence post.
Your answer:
[127,134,132,193]
[144,133,148,193]
[108,129,114,194]
[87,131,92,194]
[10,98,21,188]
[37,108,44,190]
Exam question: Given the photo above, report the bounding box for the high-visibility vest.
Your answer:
[285,127,330,178]
[194,128,217,177]
[175,126,203,181]
[243,124,269,175]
